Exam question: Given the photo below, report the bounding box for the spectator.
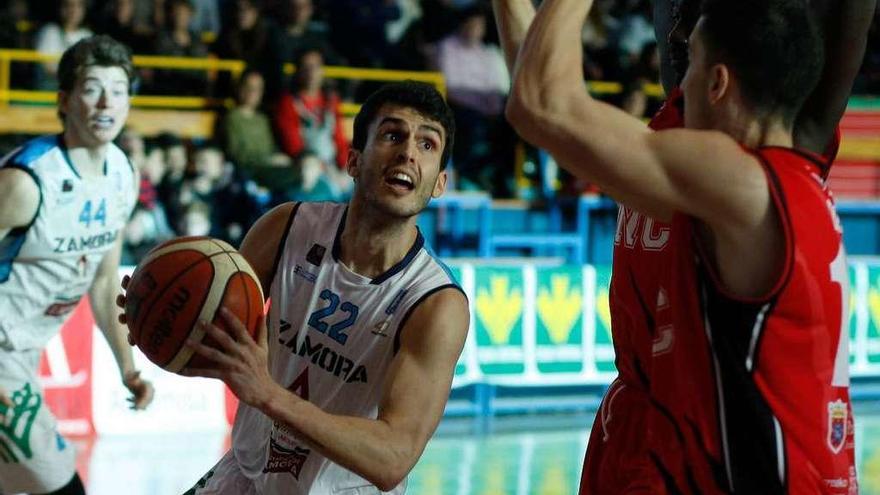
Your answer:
[118,129,176,263]
[213,0,284,101]
[34,0,93,89]
[189,0,220,40]
[220,69,295,191]
[274,48,350,174]
[93,0,151,54]
[327,0,401,68]
[279,0,336,65]
[154,132,189,232]
[280,152,342,202]
[611,0,655,70]
[0,0,36,88]
[433,6,514,195]
[152,0,209,95]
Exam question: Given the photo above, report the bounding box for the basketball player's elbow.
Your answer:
[370,435,422,491]
[506,88,552,143]
[369,452,415,491]
[506,82,575,144]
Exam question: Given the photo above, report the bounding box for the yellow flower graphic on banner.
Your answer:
[869,284,880,332]
[537,275,581,344]
[476,276,522,344]
[596,287,612,332]
[538,465,568,494]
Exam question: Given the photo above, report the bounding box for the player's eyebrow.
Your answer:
[378,117,443,141]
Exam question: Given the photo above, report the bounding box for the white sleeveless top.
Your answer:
[232,201,462,494]
[0,135,136,350]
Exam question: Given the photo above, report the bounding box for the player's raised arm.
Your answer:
[505,0,766,224]
[653,0,678,93]
[492,0,537,75]
[796,0,877,154]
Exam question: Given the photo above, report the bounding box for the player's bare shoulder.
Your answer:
[0,167,40,232]
[240,201,300,290]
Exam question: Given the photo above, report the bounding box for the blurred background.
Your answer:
[4,0,880,493]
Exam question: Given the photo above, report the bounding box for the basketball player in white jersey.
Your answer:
[0,35,154,495]
[176,81,469,494]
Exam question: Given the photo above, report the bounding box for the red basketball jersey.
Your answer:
[649,147,856,494]
[607,87,684,392]
[578,89,685,495]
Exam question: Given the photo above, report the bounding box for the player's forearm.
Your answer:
[652,0,676,94]
[796,0,876,153]
[507,0,594,137]
[90,274,137,378]
[492,0,536,75]
[260,391,423,491]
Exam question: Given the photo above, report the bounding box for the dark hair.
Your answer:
[57,34,136,93]
[352,81,456,169]
[699,0,822,126]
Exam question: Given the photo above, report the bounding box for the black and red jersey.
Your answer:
[649,147,856,494]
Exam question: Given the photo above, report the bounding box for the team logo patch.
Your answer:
[827,399,847,454]
[62,179,73,192]
[294,265,317,283]
[306,244,326,267]
[263,438,310,478]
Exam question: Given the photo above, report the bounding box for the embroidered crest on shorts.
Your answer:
[827,399,847,454]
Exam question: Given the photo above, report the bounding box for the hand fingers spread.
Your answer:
[219,308,252,344]
[186,337,237,368]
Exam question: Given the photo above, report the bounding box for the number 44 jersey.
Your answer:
[232,201,464,494]
[0,135,136,351]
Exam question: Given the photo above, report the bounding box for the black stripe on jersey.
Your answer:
[392,283,466,355]
[57,134,82,179]
[331,205,347,262]
[699,274,787,493]
[628,267,656,336]
[371,229,425,285]
[648,395,707,495]
[269,202,301,293]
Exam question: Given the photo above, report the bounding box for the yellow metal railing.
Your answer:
[0,49,663,115]
[0,49,450,116]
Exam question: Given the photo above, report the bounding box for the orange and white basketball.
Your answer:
[124,236,264,373]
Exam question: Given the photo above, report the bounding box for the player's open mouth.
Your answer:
[384,171,415,192]
[92,116,116,129]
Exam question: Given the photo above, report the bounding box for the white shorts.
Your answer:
[185,450,257,495]
[0,347,76,494]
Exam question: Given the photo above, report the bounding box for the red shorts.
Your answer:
[579,378,664,494]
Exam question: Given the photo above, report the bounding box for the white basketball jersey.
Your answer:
[0,135,136,350]
[232,202,462,494]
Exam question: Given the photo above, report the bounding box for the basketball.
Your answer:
[124,236,265,373]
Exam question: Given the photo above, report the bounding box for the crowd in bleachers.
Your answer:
[1,0,880,262]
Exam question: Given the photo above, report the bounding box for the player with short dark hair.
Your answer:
[168,80,469,494]
[501,0,862,491]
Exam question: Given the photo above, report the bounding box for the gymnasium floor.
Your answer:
[78,404,880,494]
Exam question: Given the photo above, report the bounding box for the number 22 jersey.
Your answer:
[232,201,464,494]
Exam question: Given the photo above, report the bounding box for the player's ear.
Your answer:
[708,63,729,105]
[432,169,447,198]
[346,149,360,180]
